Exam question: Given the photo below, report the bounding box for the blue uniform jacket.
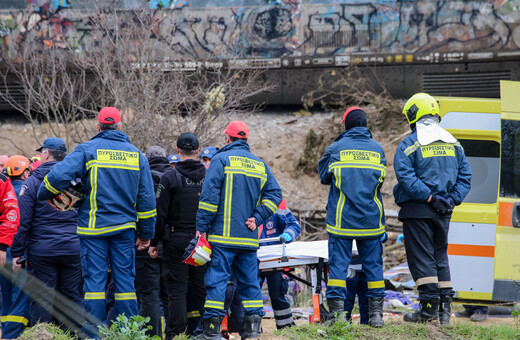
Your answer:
[37,130,156,239]
[393,130,472,213]
[259,201,301,246]
[11,180,23,198]
[11,161,80,257]
[196,140,282,249]
[318,127,386,239]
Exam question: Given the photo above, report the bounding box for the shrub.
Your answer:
[98,314,160,340]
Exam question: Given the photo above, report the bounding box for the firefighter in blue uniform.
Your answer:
[37,107,156,336]
[258,198,300,329]
[0,156,31,339]
[394,93,471,325]
[318,107,387,328]
[196,121,282,339]
[344,252,368,324]
[344,233,387,325]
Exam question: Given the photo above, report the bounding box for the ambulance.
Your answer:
[437,80,520,304]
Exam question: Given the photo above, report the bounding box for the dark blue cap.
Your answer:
[177,132,199,151]
[36,137,67,152]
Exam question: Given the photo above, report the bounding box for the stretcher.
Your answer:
[258,238,360,322]
[257,239,332,322]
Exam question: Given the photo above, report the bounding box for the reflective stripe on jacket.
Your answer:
[393,130,472,207]
[37,130,156,239]
[318,127,386,239]
[196,140,282,249]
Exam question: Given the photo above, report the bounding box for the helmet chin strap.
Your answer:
[416,116,457,146]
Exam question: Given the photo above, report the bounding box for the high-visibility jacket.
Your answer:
[0,173,20,250]
[37,130,156,239]
[393,130,471,217]
[196,140,282,249]
[318,127,386,239]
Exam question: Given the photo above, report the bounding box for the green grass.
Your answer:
[276,318,520,340]
[20,322,75,340]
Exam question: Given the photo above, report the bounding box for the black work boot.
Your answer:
[197,316,222,340]
[439,296,452,325]
[368,296,385,327]
[404,298,440,323]
[326,298,346,324]
[241,314,262,339]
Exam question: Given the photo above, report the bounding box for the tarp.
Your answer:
[257,240,328,262]
[257,240,359,262]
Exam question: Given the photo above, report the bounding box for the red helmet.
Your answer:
[183,236,212,266]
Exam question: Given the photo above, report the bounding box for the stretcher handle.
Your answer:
[258,236,286,244]
[258,237,289,263]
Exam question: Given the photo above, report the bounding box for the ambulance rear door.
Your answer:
[491,80,520,302]
[437,96,501,302]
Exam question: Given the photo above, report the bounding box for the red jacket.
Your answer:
[0,173,20,250]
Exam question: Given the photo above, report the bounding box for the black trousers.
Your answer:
[402,218,454,301]
[27,254,83,330]
[162,233,206,339]
[135,254,161,338]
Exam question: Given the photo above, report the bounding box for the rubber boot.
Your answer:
[241,314,262,339]
[196,316,222,340]
[439,296,452,325]
[403,298,439,323]
[368,296,384,328]
[326,298,346,324]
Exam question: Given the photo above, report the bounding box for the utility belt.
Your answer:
[168,225,196,238]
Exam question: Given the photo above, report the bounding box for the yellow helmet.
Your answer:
[402,93,439,125]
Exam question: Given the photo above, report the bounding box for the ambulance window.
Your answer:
[500,120,520,198]
[459,139,500,204]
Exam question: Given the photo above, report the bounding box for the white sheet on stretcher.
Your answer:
[257,240,358,262]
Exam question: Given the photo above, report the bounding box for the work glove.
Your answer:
[380,232,388,243]
[279,232,292,243]
[397,234,404,243]
[429,195,453,214]
[448,196,456,210]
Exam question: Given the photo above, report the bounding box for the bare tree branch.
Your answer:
[1,1,273,154]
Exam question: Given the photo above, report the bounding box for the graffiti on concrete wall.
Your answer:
[0,0,519,59]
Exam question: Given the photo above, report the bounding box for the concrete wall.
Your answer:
[1,0,519,59]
